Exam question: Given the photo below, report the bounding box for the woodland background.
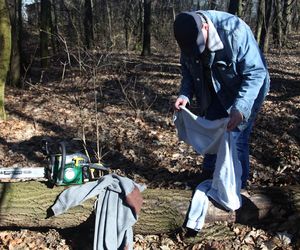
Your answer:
[0,0,300,249]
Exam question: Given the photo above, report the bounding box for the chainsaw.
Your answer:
[0,141,109,186]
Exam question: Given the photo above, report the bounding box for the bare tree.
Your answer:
[228,0,244,17]
[294,0,300,31]
[104,0,112,45]
[210,0,218,10]
[256,0,265,45]
[282,0,294,45]
[256,0,274,52]
[51,0,59,53]
[141,0,151,56]
[40,0,52,68]
[7,0,22,87]
[0,0,11,119]
[273,0,283,48]
[84,0,94,49]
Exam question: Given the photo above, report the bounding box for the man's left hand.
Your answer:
[227,109,243,131]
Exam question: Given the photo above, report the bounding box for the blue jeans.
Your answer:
[202,119,254,188]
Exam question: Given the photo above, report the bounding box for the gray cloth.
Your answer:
[174,106,229,154]
[174,106,242,231]
[51,174,146,250]
[186,131,242,231]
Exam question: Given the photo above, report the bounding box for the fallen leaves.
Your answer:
[0,229,69,250]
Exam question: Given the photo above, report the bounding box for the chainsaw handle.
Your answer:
[59,141,66,183]
[41,139,50,156]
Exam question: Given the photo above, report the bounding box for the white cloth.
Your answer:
[174,107,242,231]
[174,106,229,154]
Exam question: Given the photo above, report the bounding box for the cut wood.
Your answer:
[0,181,299,235]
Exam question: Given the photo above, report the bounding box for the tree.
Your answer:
[228,0,244,17]
[294,0,300,32]
[124,0,131,50]
[123,0,138,50]
[256,0,274,52]
[282,0,293,46]
[51,0,59,54]
[210,0,217,10]
[84,0,94,49]
[104,0,113,46]
[256,0,265,46]
[40,0,52,68]
[7,0,22,88]
[141,0,151,56]
[0,0,11,120]
[273,0,283,48]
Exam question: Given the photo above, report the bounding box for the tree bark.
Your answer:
[261,0,274,52]
[294,0,300,32]
[84,0,94,49]
[228,0,243,17]
[0,181,299,235]
[124,0,134,51]
[40,0,52,68]
[273,0,283,48]
[283,0,293,46]
[141,0,151,56]
[256,0,265,46]
[7,0,22,88]
[104,0,112,46]
[209,0,217,10]
[0,0,11,120]
[51,0,59,54]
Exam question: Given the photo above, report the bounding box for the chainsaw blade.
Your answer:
[0,167,45,180]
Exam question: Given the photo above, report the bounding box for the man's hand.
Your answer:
[174,97,188,111]
[227,109,243,131]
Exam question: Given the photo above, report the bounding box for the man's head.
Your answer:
[173,12,208,56]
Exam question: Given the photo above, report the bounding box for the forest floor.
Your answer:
[0,33,299,249]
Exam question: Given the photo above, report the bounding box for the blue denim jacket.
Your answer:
[179,11,270,129]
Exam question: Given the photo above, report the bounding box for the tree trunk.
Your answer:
[7,0,22,88]
[172,0,176,21]
[237,0,244,17]
[104,0,112,46]
[136,0,143,51]
[228,0,242,15]
[51,0,59,54]
[261,0,274,52]
[256,0,265,46]
[282,0,293,46]
[294,0,300,32]
[124,0,132,50]
[0,0,11,120]
[210,0,217,10]
[141,0,151,56]
[0,181,299,235]
[40,0,52,68]
[84,0,94,49]
[273,0,283,48]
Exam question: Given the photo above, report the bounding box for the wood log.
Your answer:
[0,181,299,235]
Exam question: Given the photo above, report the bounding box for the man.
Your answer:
[173,10,270,188]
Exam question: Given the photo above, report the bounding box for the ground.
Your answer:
[0,34,299,249]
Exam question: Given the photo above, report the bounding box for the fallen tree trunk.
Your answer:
[0,181,299,234]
